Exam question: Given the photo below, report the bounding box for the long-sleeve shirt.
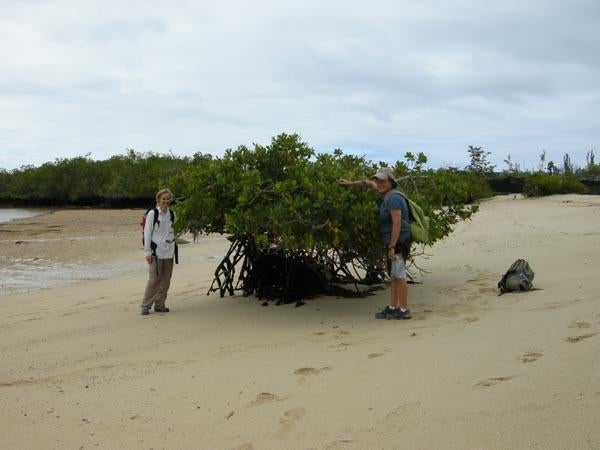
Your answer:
[144,207,176,259]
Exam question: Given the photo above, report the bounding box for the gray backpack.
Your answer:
[498,259,534,295]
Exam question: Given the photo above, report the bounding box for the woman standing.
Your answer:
[141,188,177,316]
[339,167,412,320]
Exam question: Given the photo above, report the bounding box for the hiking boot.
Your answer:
[375,306,392,319]
[392,308,412,320]
[141,308,150,316]
[154,307,170,313]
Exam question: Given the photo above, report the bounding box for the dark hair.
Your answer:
[390,178,398,188]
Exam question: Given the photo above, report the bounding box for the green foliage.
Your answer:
[582,150,600,179]
[461,145,495,200]
[171,134,479,272]
[0,169,10,195]
[523,174,586,197]
[406,169,482,240]
[172,135,373,258]
[546,161,557,175]
[563,153,573,175]
[538,151,546,173]
[583,164,600,179]
[586,150,596,167]
[0,150,194,205]
[503,154,520,173]
[466,145,495,174]
[465,173,494,200]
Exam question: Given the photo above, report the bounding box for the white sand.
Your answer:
[1,195,599,449]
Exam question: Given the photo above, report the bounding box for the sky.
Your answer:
[1,0,599,171]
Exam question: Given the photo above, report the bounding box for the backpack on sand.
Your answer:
[387,190,431,244]
[140,208,179,264]
[497,259,534,295]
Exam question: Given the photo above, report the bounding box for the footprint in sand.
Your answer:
[437,307,461,318]
[0,379,35,387]
[233,444,254,450]
[566,332,598,343]
[249,392,280,407]
[477,287,497,295]
[385,401,422,419]
[294,367,332,376]
[324,440,354,449]
[279,407,306,431]
[368,353,384,359]
[569,320,591,329]
[413,309,433,321]
[475,376,514,388]
[463,316,479,323]
[519,351,543,363]
[334,342,353,350]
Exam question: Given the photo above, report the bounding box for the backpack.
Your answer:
[386,190,431,244]
[497,259,534,295]
[140,208,179,264]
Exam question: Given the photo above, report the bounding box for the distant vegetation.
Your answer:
[0,150,201,206]
[0,140,598,208]
[489,149,599,197]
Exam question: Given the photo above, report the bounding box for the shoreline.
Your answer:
[1,195,599,449]
[0,209,228,297]
[0,207,54,224]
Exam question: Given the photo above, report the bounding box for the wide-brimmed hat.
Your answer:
[372,167,396,183]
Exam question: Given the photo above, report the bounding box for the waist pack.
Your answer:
[498,259,534,295]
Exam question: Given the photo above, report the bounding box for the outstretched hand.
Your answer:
[338,178,352,186]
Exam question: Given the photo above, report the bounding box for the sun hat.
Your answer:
[372,167,396,183]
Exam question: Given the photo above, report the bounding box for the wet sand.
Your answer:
[0,209,144,295]
[1,196,599,449]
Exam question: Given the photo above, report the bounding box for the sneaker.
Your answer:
[375,306,392,319]
[154,307,170,313]
[393,308,412,320]
[141,308,150,316]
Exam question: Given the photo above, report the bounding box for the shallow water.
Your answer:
[0,251,224,297]
[0,256,135,296]
[0,208,51,223]
[0,209,227,296]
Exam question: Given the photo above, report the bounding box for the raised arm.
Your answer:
[338,178,377,189]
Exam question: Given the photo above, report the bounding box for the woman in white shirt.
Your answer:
[141,188,177,315]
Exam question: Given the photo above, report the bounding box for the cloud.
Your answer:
[1,0,599,170]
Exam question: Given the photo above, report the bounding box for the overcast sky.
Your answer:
[1,0,599,170]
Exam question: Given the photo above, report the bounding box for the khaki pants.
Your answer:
[141,258,174,311]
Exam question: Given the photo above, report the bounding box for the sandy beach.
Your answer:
[1,195,599,449]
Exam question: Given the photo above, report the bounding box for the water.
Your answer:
[0,256,135,296]
[0,207,228,296]
[0,208,51,223]
[0,233,226,296]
